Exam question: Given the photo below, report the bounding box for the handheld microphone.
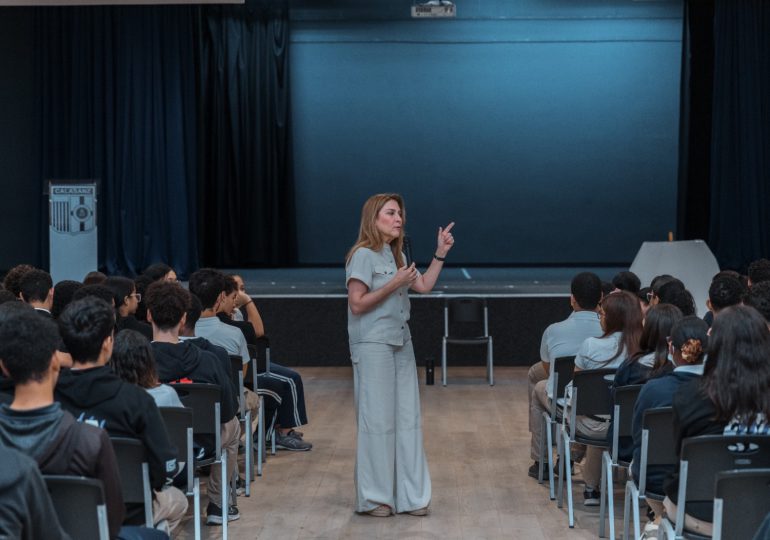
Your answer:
[403,235,414,267]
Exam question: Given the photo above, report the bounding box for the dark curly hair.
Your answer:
[111,330,159,389]
[145,280,190,331]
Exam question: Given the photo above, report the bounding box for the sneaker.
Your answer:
[583,488,600,507]
[275,432,312,451]
[642,521,659,539]
[288,429,304,438]
[527,462,541,479]
[235,476,246,496]
[408,507,429,516]
[206,501,240,525]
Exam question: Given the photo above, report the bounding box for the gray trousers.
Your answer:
[351,340,431,513]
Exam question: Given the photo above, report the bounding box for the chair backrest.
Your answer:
[444,297,488,336]
[713,468,770,540]
[228,355,246,415]
[45,475,109,540]
[642,407,677,466]
[680,435,770,507]
[552,356,576,400]
[613,384,643,438]
[110,437,153,527]
[571,368,616,417]
[159,406,194,492]
[170,383,222,437]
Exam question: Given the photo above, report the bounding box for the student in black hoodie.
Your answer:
[144,281,241,526]
[0,302,125,539]
[54,297,188,534]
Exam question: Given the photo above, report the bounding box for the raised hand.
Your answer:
[436,222,455,257]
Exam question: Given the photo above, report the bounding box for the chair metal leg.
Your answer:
[257,397,264,476]
[441,338,447,386]
[623,481,632,540]
[565,442,575,528]
[600,451,616,539]
[244,410,252,496]
[557,430,566,509]
[488,339,494,385]
[193,477,201,540]
[221,452,228,540]
[538,414,547,485]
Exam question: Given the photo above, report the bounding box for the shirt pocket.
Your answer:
[372,264,394,289]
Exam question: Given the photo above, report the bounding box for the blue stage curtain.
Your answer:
[707,0,770,269]
[197,0,296,267]
[36,6,200,278]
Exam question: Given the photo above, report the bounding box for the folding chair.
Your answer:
[110,437,154,528]
[170,383,232,540]
[159,406,203,540]
[538,355,576,500]
[229,355,253,492]
[557,367,616,528]
[659,435,770,540]
[623,407,677,540]
[247,340,277,459]
[441,297,493,386]
[599,384,643,539]
[45,475,109,540]
[712,469,770,540]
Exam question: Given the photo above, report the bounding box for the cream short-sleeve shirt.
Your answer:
[346,245,411,346]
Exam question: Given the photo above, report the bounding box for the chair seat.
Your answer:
[574,433,610,447]
[445,336,491,345]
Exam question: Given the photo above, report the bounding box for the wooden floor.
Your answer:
[177,367,624,539]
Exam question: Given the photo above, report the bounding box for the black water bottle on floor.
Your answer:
[425,357,434,385]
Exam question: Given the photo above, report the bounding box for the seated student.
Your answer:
[51,280,82,319]
[703,274,745,327]
[143,263,178,283]
[180,294,259,434]
[54,297,188,534]
[190,268,312,451]
[144,281,241,526]
[629,316,708,533]
[0,302,125,539]
[614,304,683,387]
[72,283,117,307]
[104,276,153,340]
[527,271,603,478]
[83,270,108,285]
[612,271,641,294]
[570,290,642,506]
[2,263,35,297]
[665,306,770,537]
[110,330,183,408]
[18,269,54,316]
[746,281,770,327]
[0,445,69,540]
[748,258,770,287]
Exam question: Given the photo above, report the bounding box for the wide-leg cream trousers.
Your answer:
[351,340,431,513]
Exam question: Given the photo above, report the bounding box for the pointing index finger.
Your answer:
[443,222,455,234]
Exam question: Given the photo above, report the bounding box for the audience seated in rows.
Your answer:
[53,297,188,533]
[190,268,312,451]
[144,280,241,526]
[630,316,709,531]
[0,302,125,538]
[665,305,770,536]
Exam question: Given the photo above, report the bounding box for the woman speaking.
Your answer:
[345,193,454,517]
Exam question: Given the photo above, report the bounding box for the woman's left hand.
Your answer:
[436,222,455,257]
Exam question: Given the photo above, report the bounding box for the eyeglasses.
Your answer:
[646,292,656,302]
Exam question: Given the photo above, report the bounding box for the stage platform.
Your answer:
[229,266,625,297]
[222,266,625,368]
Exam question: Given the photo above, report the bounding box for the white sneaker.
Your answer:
[641,520,659,539]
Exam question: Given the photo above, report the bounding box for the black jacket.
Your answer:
[0,403,125,539]
[54,365,179,491]
[0,445,70,540]
[116,315,153,341]
[151,340,237,423]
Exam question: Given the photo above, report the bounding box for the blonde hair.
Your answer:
[345,193,406,267]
